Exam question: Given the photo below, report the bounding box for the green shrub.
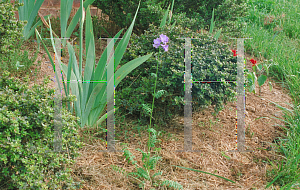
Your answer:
[0,0,39,77]
[172,0,250,37]
[92,0,249,38]
[213,0,250,37]
[92,0,166,35]
[171,11,200,32]
[174,0,225,23]
[116,23,238,127]
[0,0,26,55]
[0,71,83,189]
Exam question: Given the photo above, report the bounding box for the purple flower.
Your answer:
[153,34,169,52]
[159,34,169,44]
[153,38,161,48]
[161,44,168,52]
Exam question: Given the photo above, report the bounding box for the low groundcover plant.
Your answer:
[119,128,183,189]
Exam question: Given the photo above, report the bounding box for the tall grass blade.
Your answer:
[93,29,124,83]
[35,29,55,72]
[65,0,95,45]
[113,1,142,73]
[78,0,85,113]
[172,165,236,183]
[66,42,82,120]
[61,0,74,46]
[209,8,215,35]
[81,6,97,127]
[160,4,170,28]
[168,0,175,25]
[113,54,153,87]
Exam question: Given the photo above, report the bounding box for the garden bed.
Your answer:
[15,30,293,189]
[1,0,298,188]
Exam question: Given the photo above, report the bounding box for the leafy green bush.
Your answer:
[171,0,250,38]
[116,23,238,126]
[92,0,249,39]
[213,0,250,37]
[0,71,83,189]
[92,0,166,35]
[174,0,225,24]
[0,0,26,55]
[171,11,199,32]
[0,0,39,77]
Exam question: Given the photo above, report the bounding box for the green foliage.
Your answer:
[213,0,250,37]
[92,0,248,36]
[174,0,225,24]
[92,0,166,35]
[247,0,275,13]
[37,3,152,129]
[0,0,26,55]
[0,40,39,76]
[17,0,46,40]
[0,71,83,189]
[116,23,238,126]
[172,0,249,35]
[34,16,66,48]
[161,180,183,189]
[91,15,114,38]
[170,11,199,34]
[121,128,182,189]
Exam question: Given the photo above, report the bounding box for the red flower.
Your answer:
[250,59,257,66]
[231,49,237,57]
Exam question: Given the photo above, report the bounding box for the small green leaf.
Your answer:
[152,171,162,178]
[151,73,157,78]
[214,28,222,41]
[252,65,256,72]
[257,75,267,87]
[137,167,150,180]
[247,73,254,84]
[257,64,263,71]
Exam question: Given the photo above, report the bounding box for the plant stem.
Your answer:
[149,49,161,143]
[146,49,161,182]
